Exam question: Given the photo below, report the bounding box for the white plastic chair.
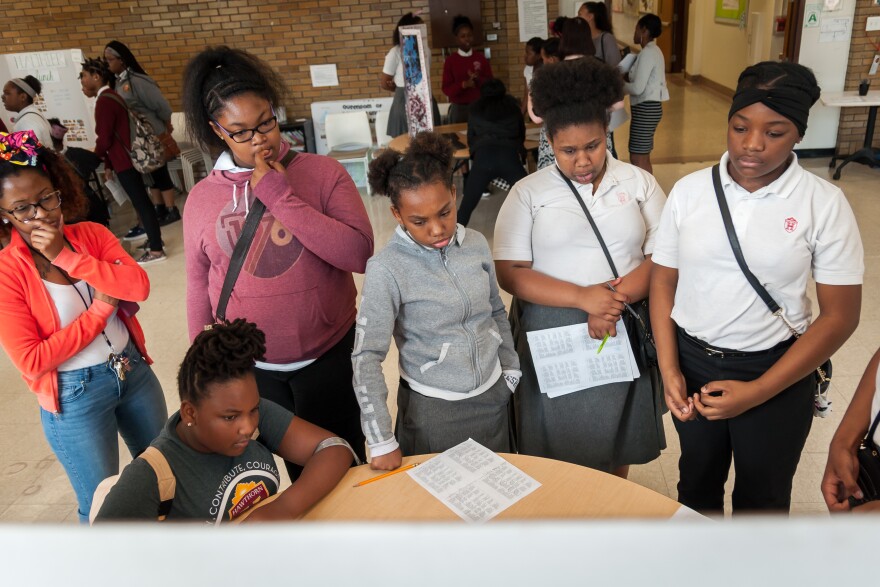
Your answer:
[324,111,374,194]
[168,111,215,193]
[375,110,392,148]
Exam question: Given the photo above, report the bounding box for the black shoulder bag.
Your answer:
[848,409,880,508]
[556,166,660,374]
[214,150,297,324]
[710,164,832,417]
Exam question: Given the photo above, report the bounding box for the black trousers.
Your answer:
[116,168,163,252]
[458,149,526,226]
[673,329,814,514]
[253,326,366,482]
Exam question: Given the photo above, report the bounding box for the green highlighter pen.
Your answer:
[597,333,610,354]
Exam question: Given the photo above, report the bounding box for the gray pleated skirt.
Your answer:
[395,375,513,455]
[511,300,665,472]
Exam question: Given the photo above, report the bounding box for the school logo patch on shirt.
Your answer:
[228,480,271,521]
[784,217,798,233]
[617,192,629,204]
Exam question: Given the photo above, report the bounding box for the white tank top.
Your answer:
[43,280,130,372]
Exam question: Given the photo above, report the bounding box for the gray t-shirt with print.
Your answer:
[95,398,293,524]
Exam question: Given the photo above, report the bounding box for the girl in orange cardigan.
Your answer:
[0,131,167,522]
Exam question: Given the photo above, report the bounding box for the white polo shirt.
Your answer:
[652,152,864,352]
[382,46,404,87]
[494,156,667,286]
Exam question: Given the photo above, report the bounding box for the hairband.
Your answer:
[10,78,36,98]
[105,46,121,58]
[0,131,42,166]
[729,87,816,137]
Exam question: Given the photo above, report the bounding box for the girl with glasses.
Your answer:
[0,130,167,523]
[181,47,374,483]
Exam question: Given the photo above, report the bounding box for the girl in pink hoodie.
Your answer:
[181,47,373,481]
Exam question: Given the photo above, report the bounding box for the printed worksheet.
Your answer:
[408,439,541,523]
[526,319,640,397]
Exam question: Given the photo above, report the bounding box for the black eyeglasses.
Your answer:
[0,190,63,222]
[212,107,278,143]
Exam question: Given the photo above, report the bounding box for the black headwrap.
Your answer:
[728,86,817,137]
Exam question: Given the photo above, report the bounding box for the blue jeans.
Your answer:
[40,340,167,523]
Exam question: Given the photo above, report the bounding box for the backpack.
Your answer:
[100,91,165,173]
[89,446,175,524]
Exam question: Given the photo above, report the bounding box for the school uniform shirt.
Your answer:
[624,41,669,105]
[494,156,666,286]
[93,86,133,172]
[94,399,293,524]
[12,104,53,150]
[523,64,533,85]
[651,153,864,352]
[115,69,172,135]
[442,49,493,105]
[382,46,405,87]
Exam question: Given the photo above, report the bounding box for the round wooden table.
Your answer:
[302,454,686,521]
[388,123,541,159]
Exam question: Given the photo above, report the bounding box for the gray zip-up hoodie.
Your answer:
[352,224,520,457]
[115,70,172,135]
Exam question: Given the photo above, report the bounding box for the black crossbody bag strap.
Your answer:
[556,165,619,278]
[215,150,297,323]
[711,164,781,315]
[869,409,880,447]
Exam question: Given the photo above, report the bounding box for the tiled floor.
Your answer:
[1,77,876,523]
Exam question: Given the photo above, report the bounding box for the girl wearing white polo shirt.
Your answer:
[495,58,667,475]
[651,62,864,514]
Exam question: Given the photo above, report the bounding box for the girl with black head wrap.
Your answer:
[650,61,864,515]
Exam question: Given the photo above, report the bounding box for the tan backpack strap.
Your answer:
[139,446,176,520]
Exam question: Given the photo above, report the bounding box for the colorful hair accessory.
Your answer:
[0,131,42,166]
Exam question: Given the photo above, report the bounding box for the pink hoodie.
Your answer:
[183,142,373,363]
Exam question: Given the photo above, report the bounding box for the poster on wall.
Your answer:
[623,0,639,16]
[0,49,96,149]
[715,0,749,26]
[400,24,434,136]
[639,0,657,14]
[518,0,548,42]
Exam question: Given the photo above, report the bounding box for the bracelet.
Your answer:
[314,436,362,466]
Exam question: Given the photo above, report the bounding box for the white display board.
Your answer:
[0,48,96,149]
[309,97,393,155]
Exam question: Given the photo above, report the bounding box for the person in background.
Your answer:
[380,12,440,136]
[94,319,355,523]
[181,46,373,483]
[558,16,596,60]
[579,2,621,68]
[521,37,544,117]
[535,38,561,169]
[651,61,863,515]
[2,75,53,149]
[624,13,669,174]
[442,15,493,124]
[354,132,520,470]
[0,130,167,522]
[550,16,568,38]
[79,57,166,265]
[459,79,526,226]
[104,41,180,228]
[822,348,880,512]
[495,58,667,477]
[47,118,110,227]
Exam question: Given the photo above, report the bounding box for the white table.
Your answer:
[821,91,880,179]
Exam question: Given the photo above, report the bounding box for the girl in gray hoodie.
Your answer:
[353,132,521,470]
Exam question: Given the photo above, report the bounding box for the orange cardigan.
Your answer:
[0,222,152,413]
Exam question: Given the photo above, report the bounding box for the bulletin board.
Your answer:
[0,48,97,149]
[715,0,749,25]
[428,0,484,49]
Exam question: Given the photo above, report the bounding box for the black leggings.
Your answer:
[253,326,366,482]
[116,168,162,252]
[673,329,814,514]
[458,149,526,226]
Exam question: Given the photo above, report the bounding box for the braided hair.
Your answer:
[177,319,267,404]
[367,131,454,207]
[530,57,623,138]
[181,46,285,151]
[104,40,148,75]
[81,57,115,89]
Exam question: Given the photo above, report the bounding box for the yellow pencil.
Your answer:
[353,463,420,487]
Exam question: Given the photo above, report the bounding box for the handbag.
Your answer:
[711,164,832,417]
[157,130,181,161]
[848,408,880,508]
[555,166,660,373]
[214,149,297,324]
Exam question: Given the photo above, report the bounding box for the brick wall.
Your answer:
[835,2,880,155]
[1,0,560,122]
